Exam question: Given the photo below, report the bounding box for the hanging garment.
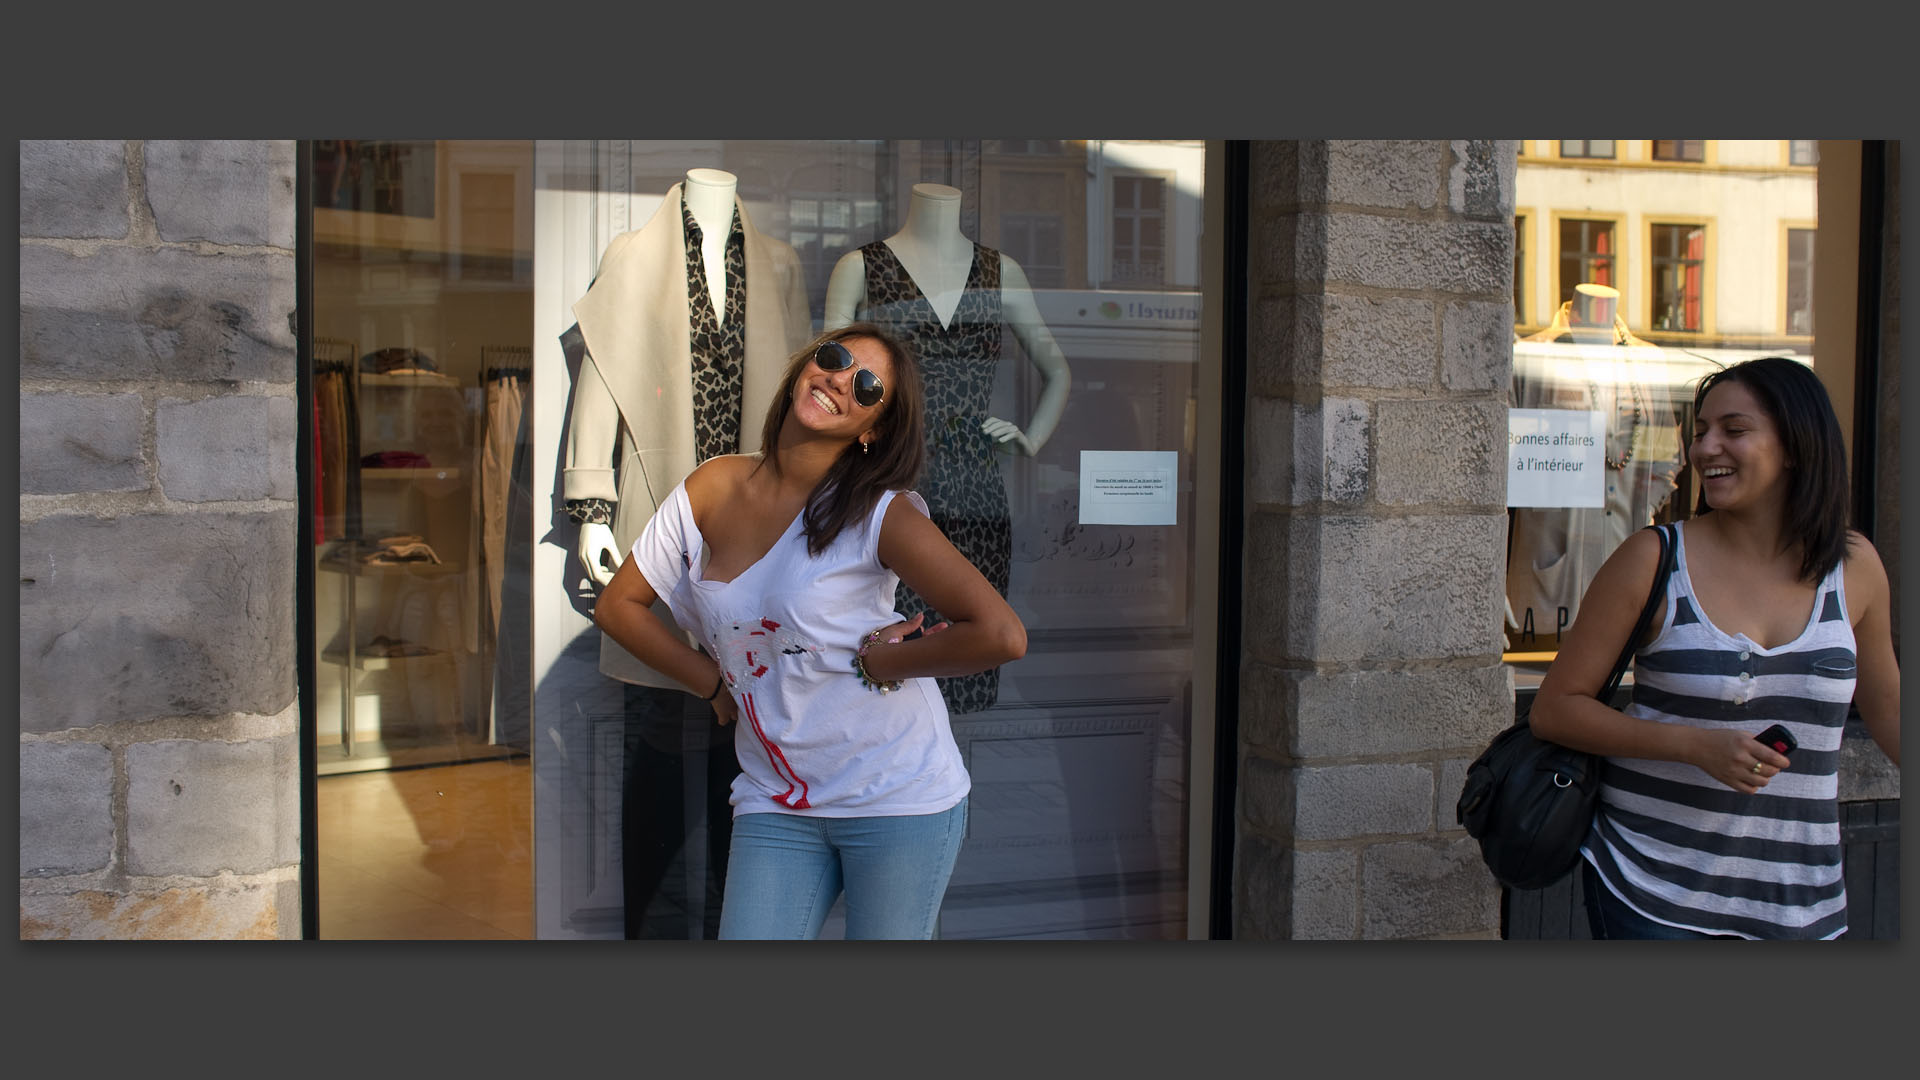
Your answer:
[856,239,1010,714]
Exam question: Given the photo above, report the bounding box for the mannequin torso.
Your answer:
[683,168,735,327]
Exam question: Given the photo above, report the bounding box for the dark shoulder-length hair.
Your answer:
[1690,355,1849,583]
[756,321,927,556]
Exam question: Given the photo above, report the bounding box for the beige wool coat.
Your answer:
[566,183,813,684]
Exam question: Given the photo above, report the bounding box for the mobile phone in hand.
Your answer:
[1753,724,1798,757]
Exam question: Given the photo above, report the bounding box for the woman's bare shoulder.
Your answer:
[685,454,762,512]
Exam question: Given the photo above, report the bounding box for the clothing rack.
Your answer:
[481,344,533,384]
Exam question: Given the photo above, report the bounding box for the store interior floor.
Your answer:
[316,756,533,939]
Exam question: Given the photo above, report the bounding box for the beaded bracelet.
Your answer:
[851,627,904,693]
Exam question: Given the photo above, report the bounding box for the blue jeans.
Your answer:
[718,799,967,940]
[1581,862,1738,940]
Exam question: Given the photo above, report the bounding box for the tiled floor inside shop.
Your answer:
[316,756,533,939]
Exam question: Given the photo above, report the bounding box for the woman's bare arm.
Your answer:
[859,495,1027,682]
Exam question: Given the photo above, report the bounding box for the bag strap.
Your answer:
[1598,523,1676,702]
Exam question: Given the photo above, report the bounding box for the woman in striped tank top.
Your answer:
[1531,357,1899,939]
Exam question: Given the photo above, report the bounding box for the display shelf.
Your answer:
[323,644,452,671]
[318,558,464,577]
[360,371,460,389]
[361,467,463,481]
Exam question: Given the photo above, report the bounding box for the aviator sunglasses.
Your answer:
[814,340,886,408]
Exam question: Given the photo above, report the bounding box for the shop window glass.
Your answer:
[308,140,537,939]
[1790,140,1820,166]
[511,139,1210,940]
[1507,139,1827,696]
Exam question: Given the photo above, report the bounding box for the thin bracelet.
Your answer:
[851,627,904,693]
[703,674,725,701]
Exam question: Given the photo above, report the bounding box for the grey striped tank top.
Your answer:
[1581,521,1857,939]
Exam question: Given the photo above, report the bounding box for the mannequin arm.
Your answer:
[576,522,621,587]
[986,254,1071,456]
[822,249,867,330]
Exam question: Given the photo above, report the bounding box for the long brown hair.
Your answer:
[1690,356,1849,584]
[756,322,927,556]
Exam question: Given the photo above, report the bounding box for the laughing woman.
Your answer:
[1530,356,1899,939]
[593,322,1026,939]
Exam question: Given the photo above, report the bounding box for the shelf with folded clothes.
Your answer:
[322,634,452,670]
[317,535,462,575]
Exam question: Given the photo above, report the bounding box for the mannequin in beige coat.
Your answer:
[566,170,813,686]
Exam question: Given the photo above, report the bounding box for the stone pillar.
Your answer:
[19,141,301,939]
[1235,141,1517,938]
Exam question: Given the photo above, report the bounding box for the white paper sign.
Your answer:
[1079,450,1179,525]
[1507,409,1605,508]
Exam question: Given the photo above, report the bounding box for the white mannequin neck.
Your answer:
[683,168,737,325]
[883,184,975,328]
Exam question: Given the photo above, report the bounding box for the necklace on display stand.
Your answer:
[1589,376,1643,472]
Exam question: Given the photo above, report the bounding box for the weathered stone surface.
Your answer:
[1319,214,1511,295]
[1240,753,1296,838]
[1442,300,1515,392]
[1248,295,1297,396]
[1246,398,1371,508]
[1289,847,1358,940]
[1323,141,1443,211]
[1295,763,1433,840]
[1246,514,1506,664]
[1449,140,1517,218]
[1286,665,1514,758]
[19,882,290,940]
[1233,830,1293,940]
[1837,728,1901,802]
[18,392,147,494]
[1317,294,1437,389]
[1374,398,1506,507]
[156,395,297,502]
[19,512,296,731]
[126,736,298,876]
[19,245,295,383]
[20,140,128,239]
[1361,837,1502,939]
[1436,756,1477,832]
[1250,140,1307,212]
[20,742,115,875]
[145,140,297,248]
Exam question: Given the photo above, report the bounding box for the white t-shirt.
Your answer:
[631,480,971,819]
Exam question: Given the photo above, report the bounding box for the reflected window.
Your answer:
[1111,175,1167,286]
[1650,223,1706,332]
[1652,140,1705,162]
[1559,140,1615,159]
[995,169,1068,287]
[1558,218,1615,306]
[1787,227,1816,334]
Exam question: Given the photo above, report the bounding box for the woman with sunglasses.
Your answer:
[592,322,1026,939]
[1529,356,1899,939]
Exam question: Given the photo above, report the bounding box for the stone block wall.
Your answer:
[18,141,301,939]
[1235,141,1518,939]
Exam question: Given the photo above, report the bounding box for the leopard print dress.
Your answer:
[857,239,1009,714]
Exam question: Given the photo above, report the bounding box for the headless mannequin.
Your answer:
[576,168,740,587]
[823,183,1071,454]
